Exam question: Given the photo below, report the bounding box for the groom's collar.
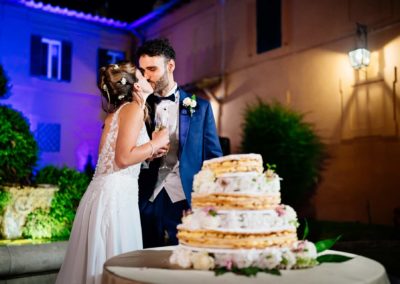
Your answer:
[154,83,178,99]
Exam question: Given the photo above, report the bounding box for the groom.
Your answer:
[137,38,222,248]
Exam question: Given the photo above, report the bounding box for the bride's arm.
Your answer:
[115,103,168,169]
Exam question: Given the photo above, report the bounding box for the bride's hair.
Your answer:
[98,62,147,116]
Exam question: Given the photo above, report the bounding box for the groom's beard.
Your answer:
[153,70,169,95]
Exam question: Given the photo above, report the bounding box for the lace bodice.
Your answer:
[93,103,150,179]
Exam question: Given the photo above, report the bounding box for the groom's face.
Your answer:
[139,55,174,96]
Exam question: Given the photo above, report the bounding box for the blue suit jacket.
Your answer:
[138,88,222,206]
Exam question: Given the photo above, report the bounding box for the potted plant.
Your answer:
[241,100,326,216]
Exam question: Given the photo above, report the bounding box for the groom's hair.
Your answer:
[136,38,176,61]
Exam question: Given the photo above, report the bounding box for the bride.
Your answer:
[56,62,169,284]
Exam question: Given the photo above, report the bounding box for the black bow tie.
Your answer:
[153,93,175,104]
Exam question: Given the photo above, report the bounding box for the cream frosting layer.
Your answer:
[179,205,298,233]
[193,170,280,195]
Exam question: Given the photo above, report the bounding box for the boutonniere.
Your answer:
[182,94,197,116]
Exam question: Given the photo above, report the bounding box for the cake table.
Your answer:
[102,246,390,284]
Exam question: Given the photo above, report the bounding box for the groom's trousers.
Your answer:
[140,188,189,248]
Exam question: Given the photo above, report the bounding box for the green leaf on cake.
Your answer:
[302,219,309,240]
[266,163,276,170]
[208,209,218,217]
[264,268,281,276]
[235,267,260,277]
[214,267,228,276]
[315,235,341,253]
[317,254,353,263]
[214,266,281,277]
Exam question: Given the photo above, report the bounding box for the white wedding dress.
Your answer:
[56,103,149,284]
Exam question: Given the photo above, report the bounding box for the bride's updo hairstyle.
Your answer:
[99,62,144,113]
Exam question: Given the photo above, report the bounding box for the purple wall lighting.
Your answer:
[17,0,129,28]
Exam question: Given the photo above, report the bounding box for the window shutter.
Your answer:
[97,48,109,83]
[30,35,43,76]
[98,48,109,69]
[61,41,72,82]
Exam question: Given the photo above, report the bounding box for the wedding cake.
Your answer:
[170,154,318,271]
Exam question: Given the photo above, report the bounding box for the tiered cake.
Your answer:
[170,154,318,271]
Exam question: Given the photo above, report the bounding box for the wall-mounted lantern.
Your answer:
[348,23,370,69]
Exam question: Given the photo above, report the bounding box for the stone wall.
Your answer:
[0,185,58,239]
[0,241,67,284]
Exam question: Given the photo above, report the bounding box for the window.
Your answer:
[256,0,282,54]
[98,48,126,68]
[30,35,72,81]
[97,48,125,82]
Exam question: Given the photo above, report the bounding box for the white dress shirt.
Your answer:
[149,83,186,203]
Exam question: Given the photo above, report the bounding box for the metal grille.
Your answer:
[35,123,61,152]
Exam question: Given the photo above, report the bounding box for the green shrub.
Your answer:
[241,101,325,208]
[0,188,12,214]
[22,209,53,239]
[0,64,11,98]
[35,165,63,185]
[0,105,39,185]
[23,166,90,240]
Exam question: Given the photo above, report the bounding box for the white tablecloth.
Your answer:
[103,247,390,284]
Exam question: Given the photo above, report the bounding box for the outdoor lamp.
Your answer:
[348,23,370,69]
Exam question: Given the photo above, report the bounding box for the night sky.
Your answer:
[35,0,168,22]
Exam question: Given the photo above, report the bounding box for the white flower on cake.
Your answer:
[292,241,318,268]
[265,169,275,179]
[279,248,296,269]
[191,251,215,270]
[181,213,202,230]
[282,205,297,225]
[232,252,255,269]
[169,247,192,268]
[265,163,277,181]
[258,248,282,269]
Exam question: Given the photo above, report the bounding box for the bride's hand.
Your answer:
[151,128,169,150]
[152,147,168,159]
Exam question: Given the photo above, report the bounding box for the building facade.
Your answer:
[135,0,400,225]
[0,0,133,170]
